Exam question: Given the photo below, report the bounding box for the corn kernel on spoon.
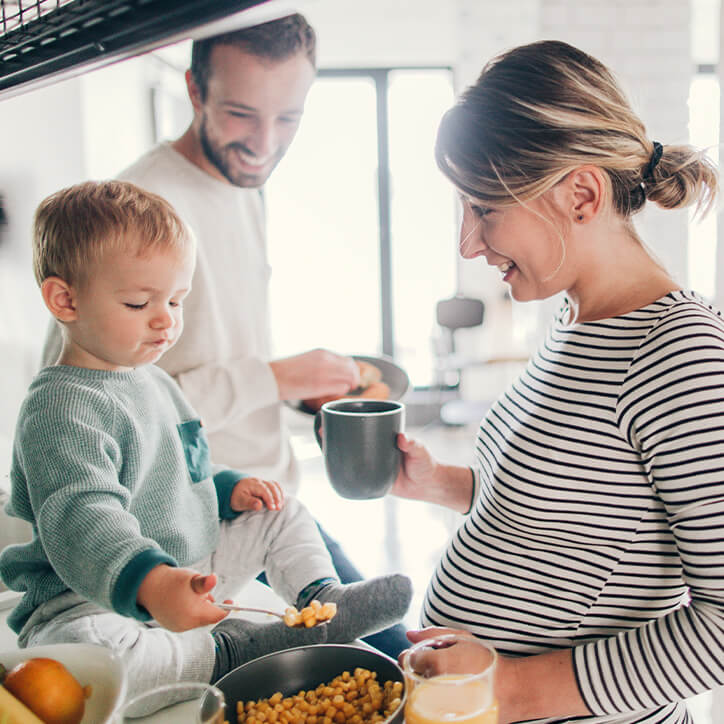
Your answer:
[216,600,336,628]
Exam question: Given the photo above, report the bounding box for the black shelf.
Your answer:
[0,0,271,98]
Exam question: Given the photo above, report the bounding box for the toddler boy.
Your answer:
[0,181,411,707]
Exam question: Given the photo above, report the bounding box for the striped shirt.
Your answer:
[421,291,724,723]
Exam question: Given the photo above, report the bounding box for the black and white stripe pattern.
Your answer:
[421,291,724,724]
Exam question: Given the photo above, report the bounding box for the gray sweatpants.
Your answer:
[17,497,336,703]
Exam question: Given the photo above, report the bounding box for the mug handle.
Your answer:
[313,411,324,451]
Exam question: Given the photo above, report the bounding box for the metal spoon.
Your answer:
[216,603,286,618]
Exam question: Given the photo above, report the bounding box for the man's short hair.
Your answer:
[33,180,193,288]
[190,13,316,101]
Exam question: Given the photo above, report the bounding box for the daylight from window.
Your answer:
[687,74,719,299]
[688,0,720,300]
[266,77,382,358]
[388,70,456,384]
[266,70,456,386]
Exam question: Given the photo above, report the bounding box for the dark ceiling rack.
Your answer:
[0,0,271,99]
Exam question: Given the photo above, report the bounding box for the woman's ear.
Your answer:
[41,276,78,323]
[568,165,606,224]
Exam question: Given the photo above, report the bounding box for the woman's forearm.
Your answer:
[497,649,590,722]
[429,463,475,513]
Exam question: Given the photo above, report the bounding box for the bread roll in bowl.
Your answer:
[357,360,382,388]
[302,361,389,412]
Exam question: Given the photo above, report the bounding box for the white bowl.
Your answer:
[0,642,126,723]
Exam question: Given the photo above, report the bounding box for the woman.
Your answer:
[393,40,723,723]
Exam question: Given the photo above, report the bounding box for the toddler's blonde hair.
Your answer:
[33,180,193,287]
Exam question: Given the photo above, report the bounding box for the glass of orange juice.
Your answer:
[403,633,498,724]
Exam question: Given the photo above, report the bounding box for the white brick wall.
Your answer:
[454,0,540,87]
[306,0,458,67]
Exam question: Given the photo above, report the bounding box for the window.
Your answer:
[266,75,381,358]
[265,67,456,386]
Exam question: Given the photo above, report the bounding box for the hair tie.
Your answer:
[643,141,663,184]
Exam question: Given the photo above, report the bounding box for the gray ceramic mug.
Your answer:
[314,399,405,499]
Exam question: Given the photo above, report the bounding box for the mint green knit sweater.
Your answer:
[0,365,244,634]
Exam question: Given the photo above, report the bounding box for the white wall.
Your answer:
[81,55,157,180]
[0,77,88,469]
[303,0,458,67]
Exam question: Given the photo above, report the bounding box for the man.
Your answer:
[42,13,409,657]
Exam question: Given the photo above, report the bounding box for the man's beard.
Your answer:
[199,115,280,188]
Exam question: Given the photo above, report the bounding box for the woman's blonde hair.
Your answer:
[33,180,193,287]
[435,40,718,218]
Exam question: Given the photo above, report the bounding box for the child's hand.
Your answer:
[137,564,228,632]
[392,433,438,501]
[231,477,284,512]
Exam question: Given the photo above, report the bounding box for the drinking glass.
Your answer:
[403,633,498,724]
[117,682,225,723]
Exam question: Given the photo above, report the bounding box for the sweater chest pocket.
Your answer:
[177,420,212,483]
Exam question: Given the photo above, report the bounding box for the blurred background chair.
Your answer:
[432,295,493,426]
[433,294,485,388]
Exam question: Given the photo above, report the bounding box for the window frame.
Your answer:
[317,65,454,359]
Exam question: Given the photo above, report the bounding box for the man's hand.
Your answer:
[270,349,360,401]
[137,564,227,632]
[230,476,284,512]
